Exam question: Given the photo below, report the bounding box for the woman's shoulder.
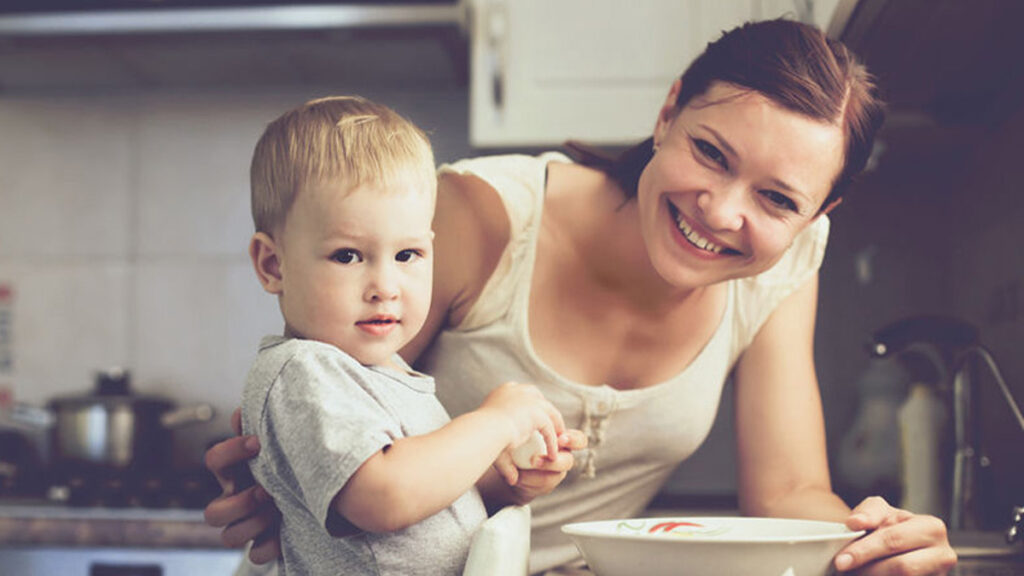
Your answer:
[427,153,570,332]
[747,215,830,289]
[729,216,830,346]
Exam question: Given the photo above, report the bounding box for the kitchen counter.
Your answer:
[0,503,224,548]
[949,530,1024,576]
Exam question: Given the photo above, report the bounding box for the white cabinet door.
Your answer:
[467,0,838,147]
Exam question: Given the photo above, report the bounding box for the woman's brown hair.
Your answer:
[567,18,885,212]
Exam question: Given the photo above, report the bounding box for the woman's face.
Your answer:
[637,81,845,289]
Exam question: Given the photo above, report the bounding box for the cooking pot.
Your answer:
[13,367,214,472]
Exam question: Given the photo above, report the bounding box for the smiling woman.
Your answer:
[636,82,846,290]
[204,18,959,576]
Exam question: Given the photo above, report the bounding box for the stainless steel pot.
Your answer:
[14,368,214,471]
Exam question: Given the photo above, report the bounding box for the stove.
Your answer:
[0,463,221,511]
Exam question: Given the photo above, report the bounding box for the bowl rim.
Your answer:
[560,516,866,544]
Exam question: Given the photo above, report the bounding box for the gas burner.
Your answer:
[40,466,220,510]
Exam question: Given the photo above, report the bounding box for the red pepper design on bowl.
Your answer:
[648,521,705,534]
[614,519,731,538]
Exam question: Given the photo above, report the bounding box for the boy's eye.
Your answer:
[395,249,421,263]
[331,249,362,264]
[695,139,728,169]
[760,189,798,212]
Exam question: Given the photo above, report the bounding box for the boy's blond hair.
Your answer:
[250,96,437,235]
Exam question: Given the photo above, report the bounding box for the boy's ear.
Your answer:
[250,232,284,294]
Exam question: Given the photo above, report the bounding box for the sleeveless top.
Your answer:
[417,152,830,573]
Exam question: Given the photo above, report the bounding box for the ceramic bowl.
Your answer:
[561,516,864,576]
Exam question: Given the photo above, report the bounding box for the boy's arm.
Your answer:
[334,382,564,533]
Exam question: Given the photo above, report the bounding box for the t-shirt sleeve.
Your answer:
[731,215,830,354]
[255,352,399,532]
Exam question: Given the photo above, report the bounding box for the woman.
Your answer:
[206,19,957,575]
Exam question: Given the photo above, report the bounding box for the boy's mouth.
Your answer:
[356,315,399,336]
[357,315,399,326]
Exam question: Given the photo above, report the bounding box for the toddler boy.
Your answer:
[242,96,567,576]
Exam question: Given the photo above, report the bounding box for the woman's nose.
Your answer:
[696,185,746,231]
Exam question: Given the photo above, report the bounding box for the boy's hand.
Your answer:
[496,429,587,501]
[479,381,565,461]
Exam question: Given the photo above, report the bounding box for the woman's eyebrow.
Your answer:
[700,123,809,201]
[699,124,737,158]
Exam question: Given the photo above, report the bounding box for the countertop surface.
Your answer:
[0,502,224,548]
[3,501,1021,575]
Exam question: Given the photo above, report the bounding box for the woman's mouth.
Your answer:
[667,203,740,256]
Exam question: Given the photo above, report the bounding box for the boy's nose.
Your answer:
[364,266,399,302]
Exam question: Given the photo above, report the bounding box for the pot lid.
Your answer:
[48,367,174,408]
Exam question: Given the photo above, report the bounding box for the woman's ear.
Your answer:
[653,78,683,147]
[250,232,284,294]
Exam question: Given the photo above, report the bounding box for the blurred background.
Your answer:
[0,0,1021,571]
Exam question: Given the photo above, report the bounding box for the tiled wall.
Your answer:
[0,87,472,466]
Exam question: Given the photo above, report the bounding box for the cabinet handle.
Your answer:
[90,563,162,576]
[486,2,507,114]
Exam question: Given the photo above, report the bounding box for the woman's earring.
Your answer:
[652,142,660,154]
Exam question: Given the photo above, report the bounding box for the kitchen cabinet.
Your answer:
[467,0,841,147]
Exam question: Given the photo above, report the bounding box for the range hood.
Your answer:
[0,1,466,36]
[0,1,468,92]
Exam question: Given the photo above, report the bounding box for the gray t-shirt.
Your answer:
[241,336,488,576]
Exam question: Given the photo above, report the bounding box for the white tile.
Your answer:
[0,262,130,406]
[132,257,277,429]
[225,258,282,392]
[0,98,133,258]
[134,94,285,258]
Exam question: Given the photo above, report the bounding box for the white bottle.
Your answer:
[898,384,948,517]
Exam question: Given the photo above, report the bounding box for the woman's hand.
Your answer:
[203,408,283,564]
[834,496,957,575]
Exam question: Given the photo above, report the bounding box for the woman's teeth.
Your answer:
[674,214,724,254]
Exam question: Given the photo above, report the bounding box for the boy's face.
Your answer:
[271,178,435,368]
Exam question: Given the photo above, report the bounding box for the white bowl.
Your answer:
[561,516,864,576]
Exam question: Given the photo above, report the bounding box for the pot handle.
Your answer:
[160,403,215,428]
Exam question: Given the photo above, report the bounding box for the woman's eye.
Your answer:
[695,139,728,169]
[395,249,421,263]
[760,190,798,212]
[331,249,362,264]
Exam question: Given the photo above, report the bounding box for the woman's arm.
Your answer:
[733,273,848,519]
[734,274,957,575]
[401,171,510,364]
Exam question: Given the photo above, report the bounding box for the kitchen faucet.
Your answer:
[947,344,1024,539]
[869,316,1024,543]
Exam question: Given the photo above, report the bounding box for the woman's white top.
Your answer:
[418,152,830,573]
